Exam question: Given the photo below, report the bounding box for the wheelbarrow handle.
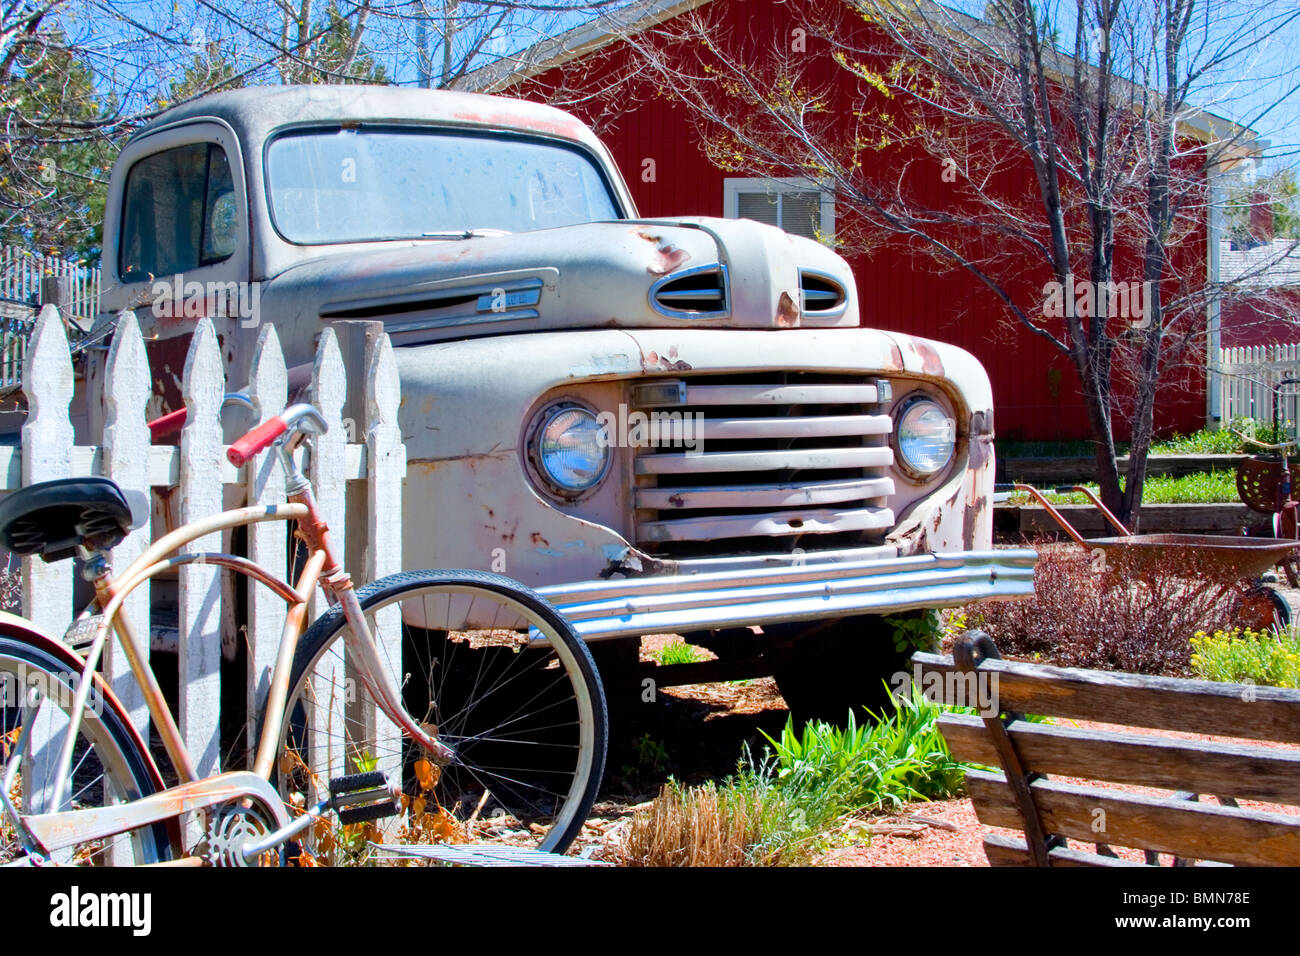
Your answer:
[1055,484,1132,538]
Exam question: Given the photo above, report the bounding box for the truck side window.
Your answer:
[119,143,237,282]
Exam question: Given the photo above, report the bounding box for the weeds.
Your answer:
[1190,627,1300,688]
[618,685,968,866]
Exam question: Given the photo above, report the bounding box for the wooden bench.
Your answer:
[913,631,1300,866]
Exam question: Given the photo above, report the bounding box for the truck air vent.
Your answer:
[649,265,729,319]
[630,371,896,560]
[799,270,848,318]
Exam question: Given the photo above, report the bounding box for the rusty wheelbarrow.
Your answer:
[999,482,1299,629]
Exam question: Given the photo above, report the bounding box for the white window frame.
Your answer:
[723,176,835,244]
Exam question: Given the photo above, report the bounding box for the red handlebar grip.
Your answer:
[227,416,288,467]
[147,407,188,438]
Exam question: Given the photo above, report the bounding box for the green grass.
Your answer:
[1151,418,1294,455]
[1008,470,1239,505]
[653,639,705,666]
[1000,418,1293,460]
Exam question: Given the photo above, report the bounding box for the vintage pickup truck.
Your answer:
[85,85,1034,720]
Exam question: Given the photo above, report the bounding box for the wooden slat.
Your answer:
[939,714,1300,806]
[965,769,1300,866]
[981,832,1145,868]
[914,652,1300,744]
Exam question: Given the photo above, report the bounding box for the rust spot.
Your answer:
[887,343,905,370]
[911,341,945,377]
[530,532,550,547]
[668,493,686,508]
[640,230,690,275]
[643,350,693,372]
[776,291,799,328]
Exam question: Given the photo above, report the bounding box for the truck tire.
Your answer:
[771,615,915,724]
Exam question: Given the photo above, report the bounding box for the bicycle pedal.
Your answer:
[329,771,388,797]
[63,614,104,651]
[329,771,399,825]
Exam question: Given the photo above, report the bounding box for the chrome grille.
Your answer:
[632,373,895,559]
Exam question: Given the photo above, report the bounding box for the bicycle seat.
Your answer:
[0,477,134,563]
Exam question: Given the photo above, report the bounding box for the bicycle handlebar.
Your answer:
[227,404,330,467]
[147,392,254,438]
[227,416,289,466]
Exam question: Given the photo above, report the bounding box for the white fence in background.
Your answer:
[1,306,404,776]
[0,245,100,322]
[1218,343,1300,426]
[1,246,102,390]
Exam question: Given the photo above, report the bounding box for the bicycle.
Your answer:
[0,402,607,866]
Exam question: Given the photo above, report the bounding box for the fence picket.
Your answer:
[362,331,404,788]
[100,311,150,732]
[243,324,288,754]
[306,326,348,790]
[20,307,74,637]
[178,318,225,775]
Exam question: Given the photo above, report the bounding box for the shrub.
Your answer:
[1190,627,1300,688]
[967,542,1239,675]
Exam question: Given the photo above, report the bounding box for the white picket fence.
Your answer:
[0,245,100,321]
[0,246,101,391]
[0,306,404,776]
[1218,343,1300,425]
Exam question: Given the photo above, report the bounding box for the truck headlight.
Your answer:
[528,403,611,497]
[893,396,956,479]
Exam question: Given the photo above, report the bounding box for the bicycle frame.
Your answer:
[12,429,454,862]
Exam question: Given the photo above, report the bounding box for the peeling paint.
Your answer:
[775,291,799,328]
[642,350,692,372]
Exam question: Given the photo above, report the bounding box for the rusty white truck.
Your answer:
[85,84,1034,721]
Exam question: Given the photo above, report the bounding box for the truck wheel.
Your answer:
[771,616,915,725]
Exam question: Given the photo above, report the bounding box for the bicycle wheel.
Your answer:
[0,633,168,865]
[276,569,606,862]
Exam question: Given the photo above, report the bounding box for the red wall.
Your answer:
[519,0,1208,441]
[1221,290,1300,348]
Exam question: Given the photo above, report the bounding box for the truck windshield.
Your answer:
[266,127,622,243]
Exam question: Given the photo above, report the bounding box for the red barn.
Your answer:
[467,0,1257,441]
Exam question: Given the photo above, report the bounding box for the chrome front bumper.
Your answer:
[540,549,1037,641]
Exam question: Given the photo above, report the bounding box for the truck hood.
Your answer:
[256,217,859,366]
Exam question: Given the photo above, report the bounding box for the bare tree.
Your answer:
[576,0,1300,521]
